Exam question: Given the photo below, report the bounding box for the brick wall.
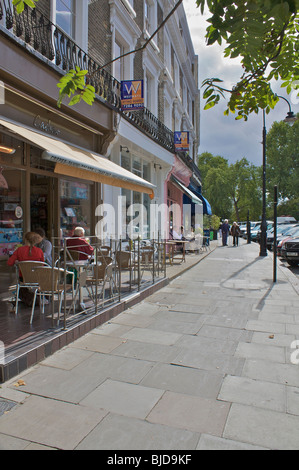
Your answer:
[88,0,112,72]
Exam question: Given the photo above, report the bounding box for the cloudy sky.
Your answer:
[183,0,297,166]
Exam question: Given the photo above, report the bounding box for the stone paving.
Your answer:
[0,239,299,450]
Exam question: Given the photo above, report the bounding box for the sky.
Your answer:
[183,0,298,167]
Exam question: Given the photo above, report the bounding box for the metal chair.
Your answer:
[86,262,114,303]
[115,251,134,289]
[31,267,74,325]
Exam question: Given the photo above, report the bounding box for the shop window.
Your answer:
[60,179,91,237]
[121,154,151,239]
[0,167,24,292]
[0,133,24,166]
[30,145,55,172]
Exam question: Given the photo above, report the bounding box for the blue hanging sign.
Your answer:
[174,131,189,152]
[121,80,144,111]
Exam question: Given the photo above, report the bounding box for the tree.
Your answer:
[266,115,299,218]
[198,0,299,120]
[198,152,233,219]
[198,152,262,221]
[227,158,262,221]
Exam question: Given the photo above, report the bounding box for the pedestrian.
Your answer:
[220,219,230,246]
[231,221,240,247]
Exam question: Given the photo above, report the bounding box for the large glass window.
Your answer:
[0,167,24,293]
[121,154,151,239]
[56,0,76,38]
[114,40,124,82]
[60,179,92,237]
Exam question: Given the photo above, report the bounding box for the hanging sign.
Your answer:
[174,131,189,152]
[121,80,144,111]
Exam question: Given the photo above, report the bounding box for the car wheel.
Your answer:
[287,260,299,267]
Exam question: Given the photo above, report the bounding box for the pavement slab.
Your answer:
[1,240,299,450]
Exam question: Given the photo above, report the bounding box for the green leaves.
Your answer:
[199,0,299,120]
[12,0,38,14]
[57,67,95,108]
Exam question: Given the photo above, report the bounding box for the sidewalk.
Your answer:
[1,239,299,450]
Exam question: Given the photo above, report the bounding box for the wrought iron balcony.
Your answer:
[0,0,174,152]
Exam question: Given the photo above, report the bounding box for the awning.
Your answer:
[188,183,212,215]
[170,175,203,205]
[0,118,155,197]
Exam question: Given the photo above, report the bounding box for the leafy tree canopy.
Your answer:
[198,152,262,221]
[266,115,299,219]
[197,0,299,120]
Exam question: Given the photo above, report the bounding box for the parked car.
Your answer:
[242,221,266,241]
[276,226,299,256]
[266,224,297,250]
[277,216,297,225]
[256,222,274,244]
[281,236,299,267]
[238,222,248,237]
[250,223,261,242]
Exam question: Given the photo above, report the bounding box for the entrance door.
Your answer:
[30,174,56,241]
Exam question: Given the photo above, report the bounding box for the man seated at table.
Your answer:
[171,226,186,252]
[66,227,94,260]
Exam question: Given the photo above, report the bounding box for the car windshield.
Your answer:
[283,226,299,235]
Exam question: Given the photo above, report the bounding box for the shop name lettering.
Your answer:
[33,116,61,136]
[107,454,192,467]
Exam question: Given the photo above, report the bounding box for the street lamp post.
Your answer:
[259,95,297,257]
[260,110,267,256]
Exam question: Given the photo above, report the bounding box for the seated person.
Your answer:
[7,232,44,307]
[66,226,94,260]
[35,227,53,265]
[7,232,44,271]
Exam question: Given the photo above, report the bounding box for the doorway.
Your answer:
[30,174,57,241]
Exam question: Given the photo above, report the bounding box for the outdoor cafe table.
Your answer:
[65,259,91,309]
[165,240,189,264]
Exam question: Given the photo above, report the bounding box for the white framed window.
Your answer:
[121,153,151,239]
[145,70,157,115]
[51,0,88,50]
[56,0,76,38]
[173,55,180,96]
[144,0,157,36]
[114,40,124,82]
[164,31,171,75]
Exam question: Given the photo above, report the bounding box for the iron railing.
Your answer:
[0,0,174,152]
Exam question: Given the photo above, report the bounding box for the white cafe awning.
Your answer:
[0,118,155,197]
[171,175,203,205]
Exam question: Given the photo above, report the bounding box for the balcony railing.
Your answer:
[0,1,174,152]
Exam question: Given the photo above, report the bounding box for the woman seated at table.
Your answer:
[7,232,45,307]
[66,226,94,260]
[7,232,44,269]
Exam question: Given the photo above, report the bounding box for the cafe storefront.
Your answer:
[0,95,154,299]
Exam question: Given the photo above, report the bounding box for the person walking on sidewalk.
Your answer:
[220,219,230,246]
[231,221,240,247]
